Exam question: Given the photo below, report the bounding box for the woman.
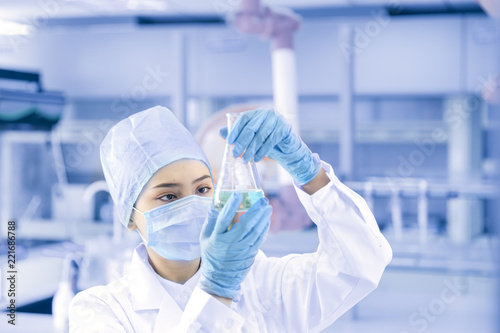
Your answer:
[69,105,392,332]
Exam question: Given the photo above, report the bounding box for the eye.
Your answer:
[197,186,212,195]
[158,193,177,202]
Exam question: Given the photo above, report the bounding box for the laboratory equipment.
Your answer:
[52,253,79,333]
[83,180,121,244]
[390,185,403,242]
[213,113,264,212]
[225,108,321,185]
[0,68,65,238]
[418,180,429,244]
[0,68,65,131]
[232,0,301,185]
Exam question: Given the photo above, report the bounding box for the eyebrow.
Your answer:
[151,174,211,189]
[193,175,211,184]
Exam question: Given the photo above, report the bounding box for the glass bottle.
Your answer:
[213,113,265,212]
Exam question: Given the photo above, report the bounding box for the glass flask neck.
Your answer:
[226,113,240,133]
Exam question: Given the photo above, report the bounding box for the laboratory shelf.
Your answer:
[261,227,497,277]
[324,270,496,333]
[384,231,497,277]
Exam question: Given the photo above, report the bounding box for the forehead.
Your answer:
[147,159,210,186]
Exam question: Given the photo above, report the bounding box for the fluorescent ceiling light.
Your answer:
[0,19,31,35]
[66,0,168,11]
[127,0,168,11]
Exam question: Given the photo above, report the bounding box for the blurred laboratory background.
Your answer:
[0,0,499,332]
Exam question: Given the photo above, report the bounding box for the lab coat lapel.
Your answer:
[129,245,165,311]
[153,293,184,333]
[129,245,184,331]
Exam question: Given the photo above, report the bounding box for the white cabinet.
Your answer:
[355,16,462,94]
[185,15,499,96]
[186,28,273,96]
[465,16,500,94]
[1,13,498,99]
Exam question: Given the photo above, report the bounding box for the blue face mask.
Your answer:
[133,195,212,261]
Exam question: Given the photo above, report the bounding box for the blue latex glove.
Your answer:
[220,108,322,185]
[198,192,272,300]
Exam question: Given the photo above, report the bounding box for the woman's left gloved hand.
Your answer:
[219,108,321,185]
[198,192,272,300]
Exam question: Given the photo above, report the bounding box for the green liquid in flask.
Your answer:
[213,189,265,212]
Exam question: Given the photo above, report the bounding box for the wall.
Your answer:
[1,14,498,98]
[0,13,498,226]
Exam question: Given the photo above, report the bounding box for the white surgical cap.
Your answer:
[100,106,212,227]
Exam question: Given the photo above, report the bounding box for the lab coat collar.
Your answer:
[153,295,184,333]
[129,244,204,331]
[129,244,167,311]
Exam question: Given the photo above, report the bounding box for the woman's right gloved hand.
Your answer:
[219,108,322,186]
[198,192,272,300]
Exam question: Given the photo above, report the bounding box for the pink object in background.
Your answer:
[232,2,301,51]
[477,0,500,18]
[198,0,310,232]
[481,73,500,105]
[196,105,313,233]
[268,184,313,233]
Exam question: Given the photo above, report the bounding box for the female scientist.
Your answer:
[69,105,392,332]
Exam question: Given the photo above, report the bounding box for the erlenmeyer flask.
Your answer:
[213,113,265,212]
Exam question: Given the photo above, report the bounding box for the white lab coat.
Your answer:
[68,162,392,332]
